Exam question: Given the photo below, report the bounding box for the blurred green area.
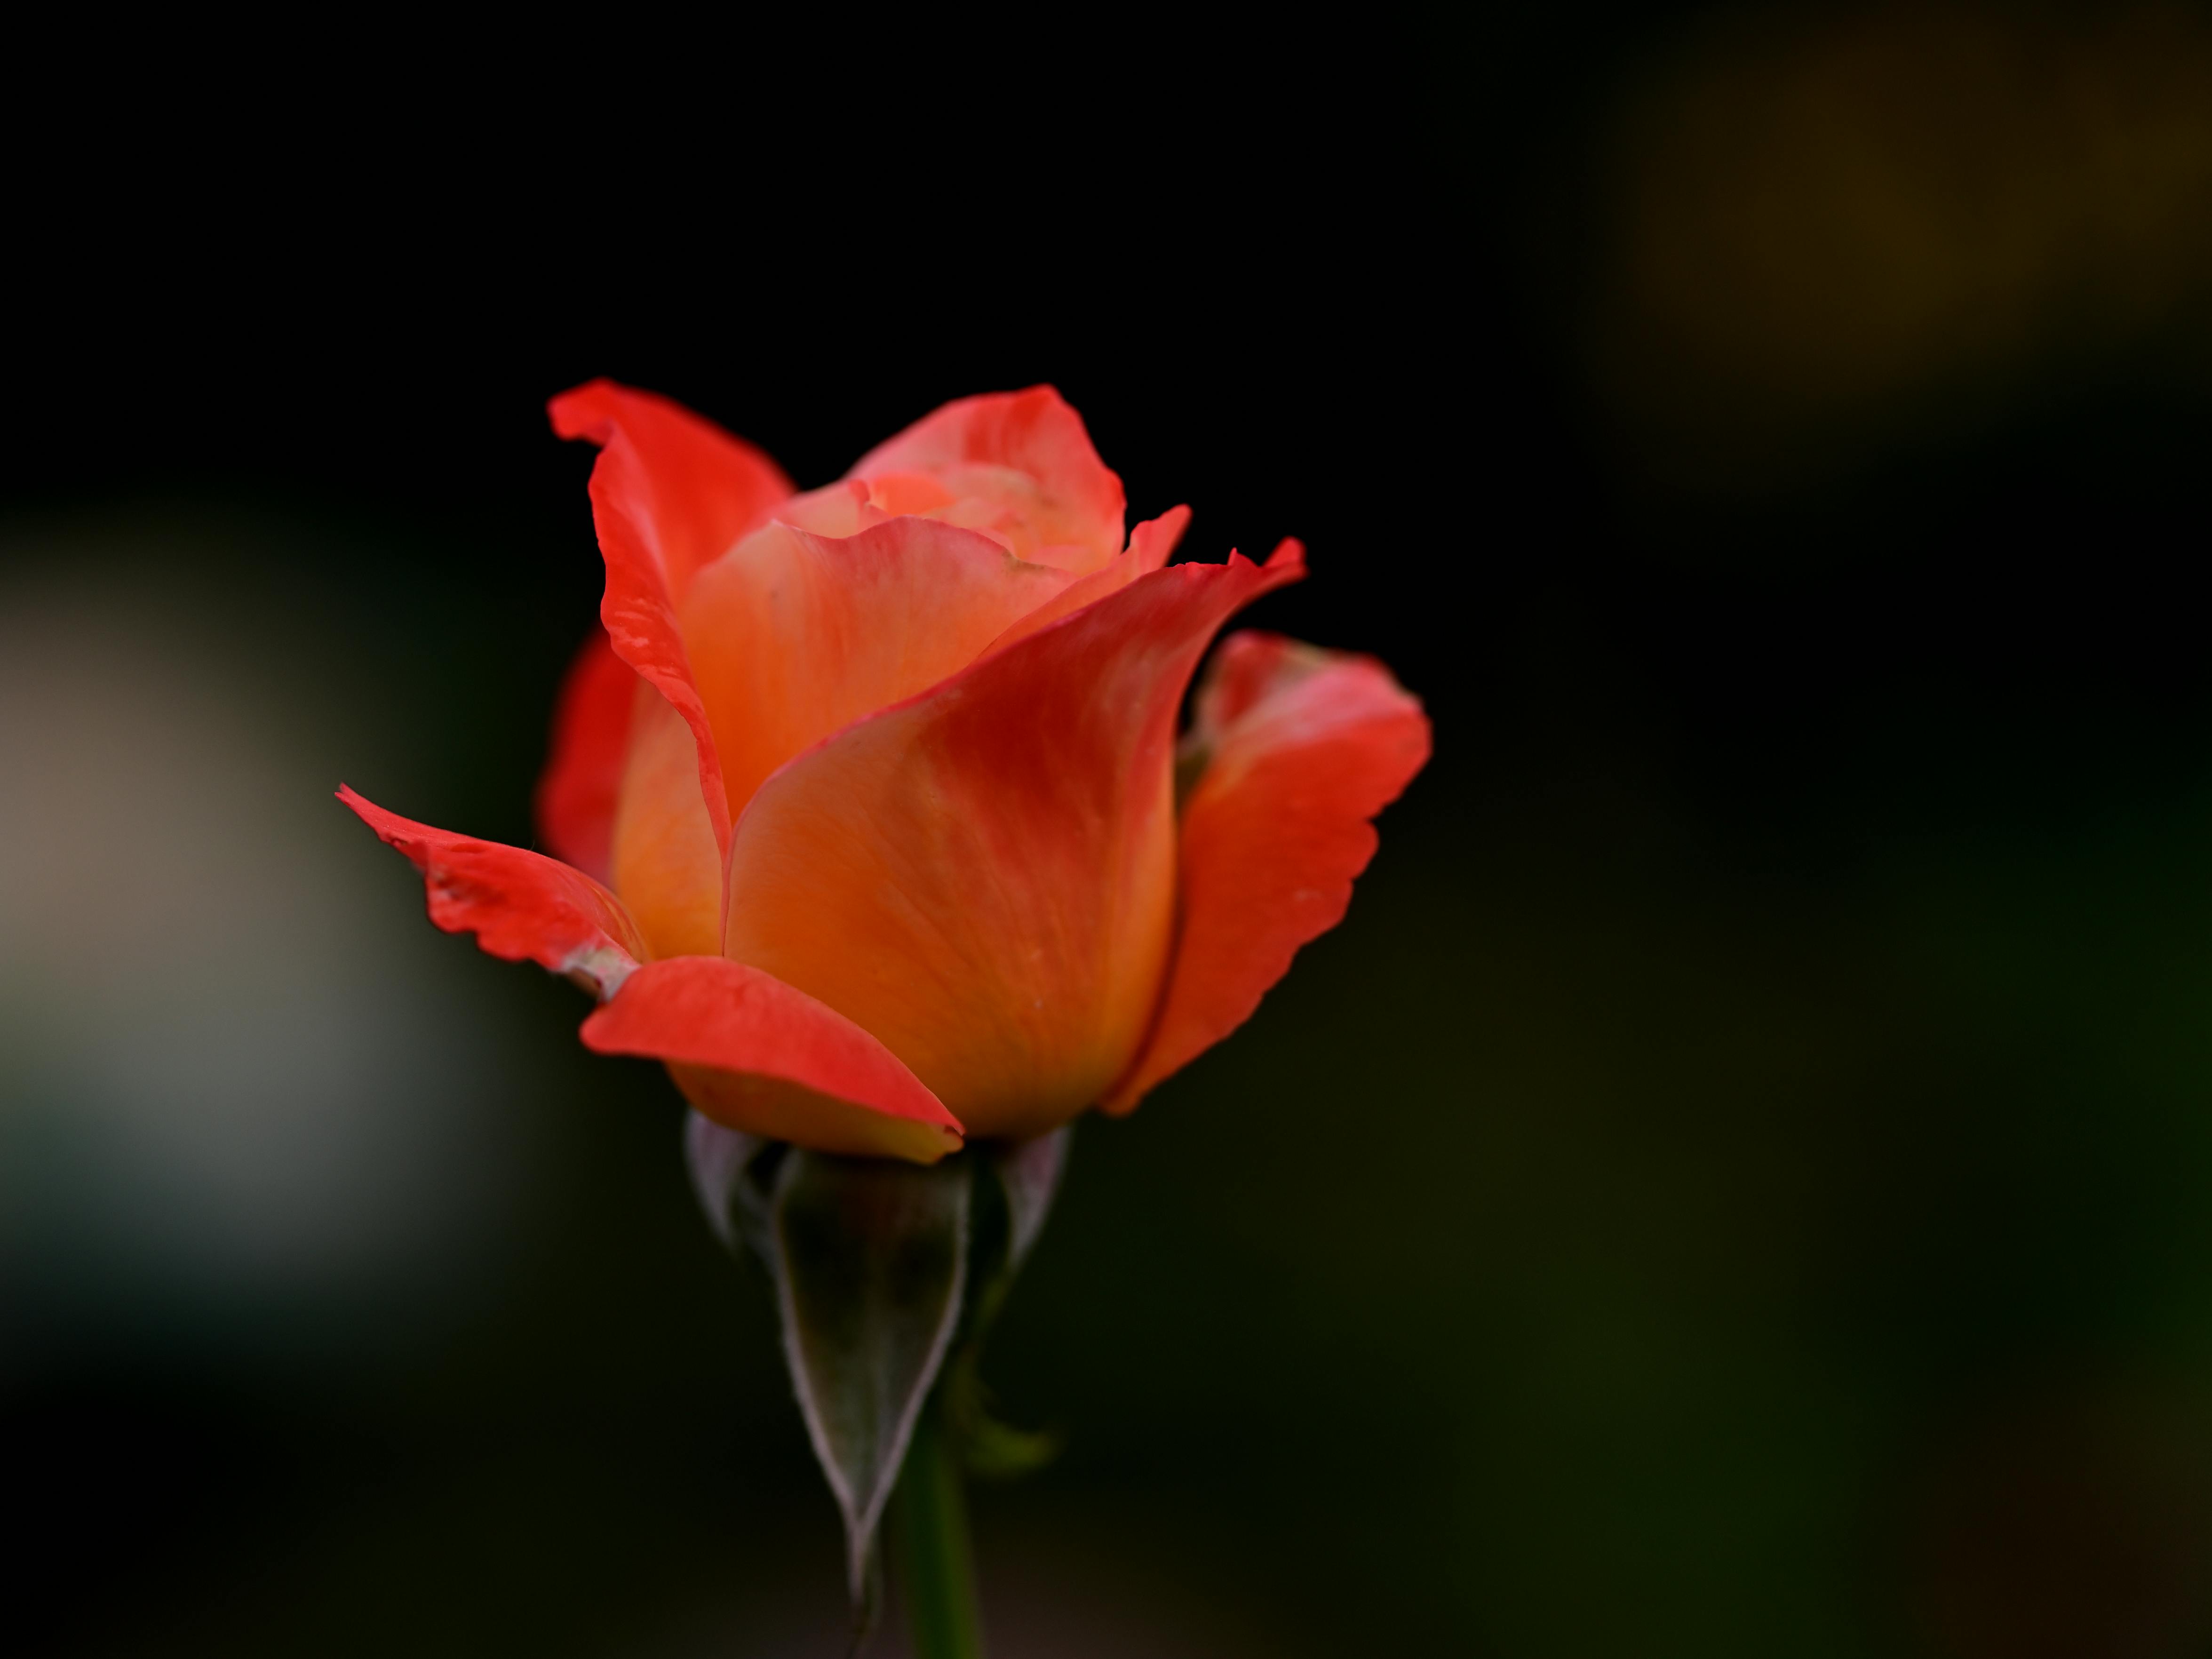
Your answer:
[8,2,2212,1655]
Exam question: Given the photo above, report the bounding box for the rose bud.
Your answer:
[344,383,1428,1162]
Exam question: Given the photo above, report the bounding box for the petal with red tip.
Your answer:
[533,627,636,885]
[338,785,645,997]
[844,387,1126,572]
[680,515,1083,822]
[1101,632,1431,1113]
[721,545,1306,1141]
[549,379,796,859]
[581,956,964,1164]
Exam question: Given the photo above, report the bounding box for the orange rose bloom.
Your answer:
[344,383,1428,1162]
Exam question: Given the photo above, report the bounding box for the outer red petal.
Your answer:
[721,544,1306,1141]
[580,956,964,1164]
[548,379,796,860]
[338,785,645,997]
[533,627,636,884]
[549,379,796,599]
[844,386,1127,572]
[1100,632,1431,1113]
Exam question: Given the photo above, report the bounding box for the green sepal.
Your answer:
[684,1116,1072,1603]
[774,1147,971,1601]
[940,1128,1068,1479]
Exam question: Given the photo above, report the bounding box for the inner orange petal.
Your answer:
[609,684,723,960]
[678,516,1082,824]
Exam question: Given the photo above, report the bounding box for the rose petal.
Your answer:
[1126,503,1194,571]
[983,504,1191,655]
[533,627,637,884]
[610,685,724,959]
[338,785,645,997]
[581,956,964,1164]
[770,477,886,539]
[681,515,1084,822]
[722,544,1306,1141]
[549,379,796,599]
[844,386,1126,573]
[549,380,795,863]
[1101,632,1431,1112]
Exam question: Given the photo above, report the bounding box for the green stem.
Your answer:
[892,1398,986,1659]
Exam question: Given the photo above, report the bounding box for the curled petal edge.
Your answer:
[550,380,794,863]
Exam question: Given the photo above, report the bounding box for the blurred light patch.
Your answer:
[1588,1,2212,494]
[0,555,520,1368]
[1904,1378,2212,1659]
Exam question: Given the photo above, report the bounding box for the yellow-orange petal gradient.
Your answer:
[720,547,1305,1141]
[608,685,724,960]
[680,515,1083,824]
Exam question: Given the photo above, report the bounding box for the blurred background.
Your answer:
[8,2,2212,1653]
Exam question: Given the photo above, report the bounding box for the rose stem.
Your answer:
[892,1396,986,1659]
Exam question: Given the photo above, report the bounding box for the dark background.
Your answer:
[7,3,2212,1653]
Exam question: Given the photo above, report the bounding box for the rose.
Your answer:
[343,382,1429,1163]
